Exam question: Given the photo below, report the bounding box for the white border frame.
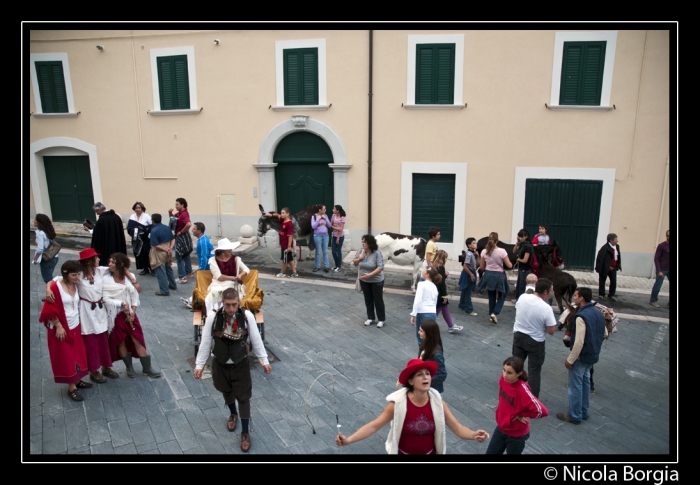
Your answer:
[400,162,467,259]
[149,46,198,113]
[30,137,102,219]
[274,39,327,108]
[512,167,616,267]
[29,53,77,116]
[550,31,617,108]
[406,34,464,107]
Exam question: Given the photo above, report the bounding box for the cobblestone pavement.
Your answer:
[26,235,674,459]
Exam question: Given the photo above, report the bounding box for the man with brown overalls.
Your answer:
[194,288,272,452]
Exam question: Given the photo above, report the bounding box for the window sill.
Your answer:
[148,108,203,116]
[31,112,80,118]
[545,104,614,111]
[270,105,330,111]
[402,104,466,110]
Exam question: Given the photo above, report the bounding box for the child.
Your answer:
[423,226,441,269]
[532,223,550,246]
[458,237,479,316]
[525,273,538,294]
[411,266,441,346]
[433,250,463,333]
[418,319,447,393]
[485,356,548,455]
[180,222,215,308]
[265,208,298,278]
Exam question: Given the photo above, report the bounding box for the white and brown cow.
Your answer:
[257,204,323,260]
[376,232,426,291]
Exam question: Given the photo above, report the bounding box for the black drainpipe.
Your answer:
[367,30,374,234]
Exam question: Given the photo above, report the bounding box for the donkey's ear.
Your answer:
[259,204,265,215]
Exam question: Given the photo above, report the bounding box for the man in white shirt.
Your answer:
[193,288,271,452]
[511,277,557,398]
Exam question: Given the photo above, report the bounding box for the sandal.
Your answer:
[77,379,94,388]
[68,388,84,402]
[179,278,188,284]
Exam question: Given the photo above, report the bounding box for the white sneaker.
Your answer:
[180,297,192,309]
[333,267,340,272]
[490,313,498,324]
[448,325,463,333]
[364,319,373,326]
[275,273,287,278]
[466,312,478,316]
[376,321,385,328]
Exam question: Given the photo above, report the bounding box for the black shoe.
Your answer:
[313,268,319,273]
[608,296,617,302]
[324,267,330,273]
[139,269,149,275]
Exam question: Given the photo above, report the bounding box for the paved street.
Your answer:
[26,240,673,459]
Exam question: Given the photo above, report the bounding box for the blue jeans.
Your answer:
[39,256,59,283]
[567,359,592,423]
[487,290,506,316]
[155,262,177,295]
[176,251,192,279]
[331,235,344,268]
[313,233,330,269]
[415,312,436,346]
[650,270,668,302]
[459,278,476,313]
[485,426,530,455]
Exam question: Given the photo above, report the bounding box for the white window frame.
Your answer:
[405,34,464,109]
[30,53,78,117]
[400,162,467,259]
[549,31,617,110]
[149,46,200,115]
[273,39,328,110]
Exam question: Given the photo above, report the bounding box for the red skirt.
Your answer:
[46,324,89,384]
[83,332,113,370]
[108,312,146,362]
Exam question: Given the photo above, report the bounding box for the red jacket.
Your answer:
[495,375,549,437]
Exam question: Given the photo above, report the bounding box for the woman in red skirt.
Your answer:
[39,260,93,401]
[102,253,160,378]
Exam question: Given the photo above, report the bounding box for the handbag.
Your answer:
[175,232,193,257]
[42,239,61,262]
[354,249,363,292]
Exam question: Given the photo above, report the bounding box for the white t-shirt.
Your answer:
[513,293,557,342]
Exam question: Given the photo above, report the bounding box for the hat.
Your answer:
[398,358,438,386]
[211,238,241,254]
[79,248,100,261]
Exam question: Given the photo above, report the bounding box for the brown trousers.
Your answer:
[211,356,252,418]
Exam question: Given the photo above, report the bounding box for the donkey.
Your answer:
[257,204,322,260]
[538,260,577,314]
[376,232,426,291]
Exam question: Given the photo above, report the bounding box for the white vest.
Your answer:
[384,388,446,454]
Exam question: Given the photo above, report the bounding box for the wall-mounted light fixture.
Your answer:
[96,45,104,51]
[214,39,220,45]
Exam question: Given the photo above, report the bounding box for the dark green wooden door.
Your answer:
[411,173,455,242]
[274,132,334,245]
[523,179,602,269]
[44,156,95,222]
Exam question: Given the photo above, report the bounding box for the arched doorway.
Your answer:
[274,132,334,245]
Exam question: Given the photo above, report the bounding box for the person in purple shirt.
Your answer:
[649,229,670,308]
[311,205,331,273]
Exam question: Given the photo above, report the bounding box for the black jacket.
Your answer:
[595,243,621,274]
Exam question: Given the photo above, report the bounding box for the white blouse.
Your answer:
[56,282,81,330]
[102,273,140,333]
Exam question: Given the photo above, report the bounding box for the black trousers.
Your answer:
[211,356,252,418]
[360,280,386,321]
[598,268,617,297]
[512,331,546,398]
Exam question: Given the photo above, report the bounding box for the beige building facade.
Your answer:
[28,29,672,277]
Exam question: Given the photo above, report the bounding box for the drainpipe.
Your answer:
[367,30,374,234]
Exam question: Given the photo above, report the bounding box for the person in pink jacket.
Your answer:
[485,356,549,455]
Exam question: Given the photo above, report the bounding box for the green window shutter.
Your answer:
[559,41,606,106]
[35,61,68,113]
[415,44,455,104]
[157,55,190,110]
[283,48,318,105]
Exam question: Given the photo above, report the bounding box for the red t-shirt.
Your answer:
[215,256,237,276]
[175,208,190,233]
[398,397,436,455]
[279,220,294,249]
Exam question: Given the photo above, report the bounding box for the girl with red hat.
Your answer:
[335,358,490,454]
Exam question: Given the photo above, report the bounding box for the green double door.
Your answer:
[523,178,603,269]
[274,132,334,245]
[43,156,95,222]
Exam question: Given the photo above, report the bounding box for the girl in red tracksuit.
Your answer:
[485,356,549,454]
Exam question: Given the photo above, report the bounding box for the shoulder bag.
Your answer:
[175,232,193,257]
[42,239,61,262]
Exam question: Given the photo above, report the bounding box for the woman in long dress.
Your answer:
[126,201,153,275]
[39,260,93,401]
[205,238,249,314]
[103,253,161,378]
